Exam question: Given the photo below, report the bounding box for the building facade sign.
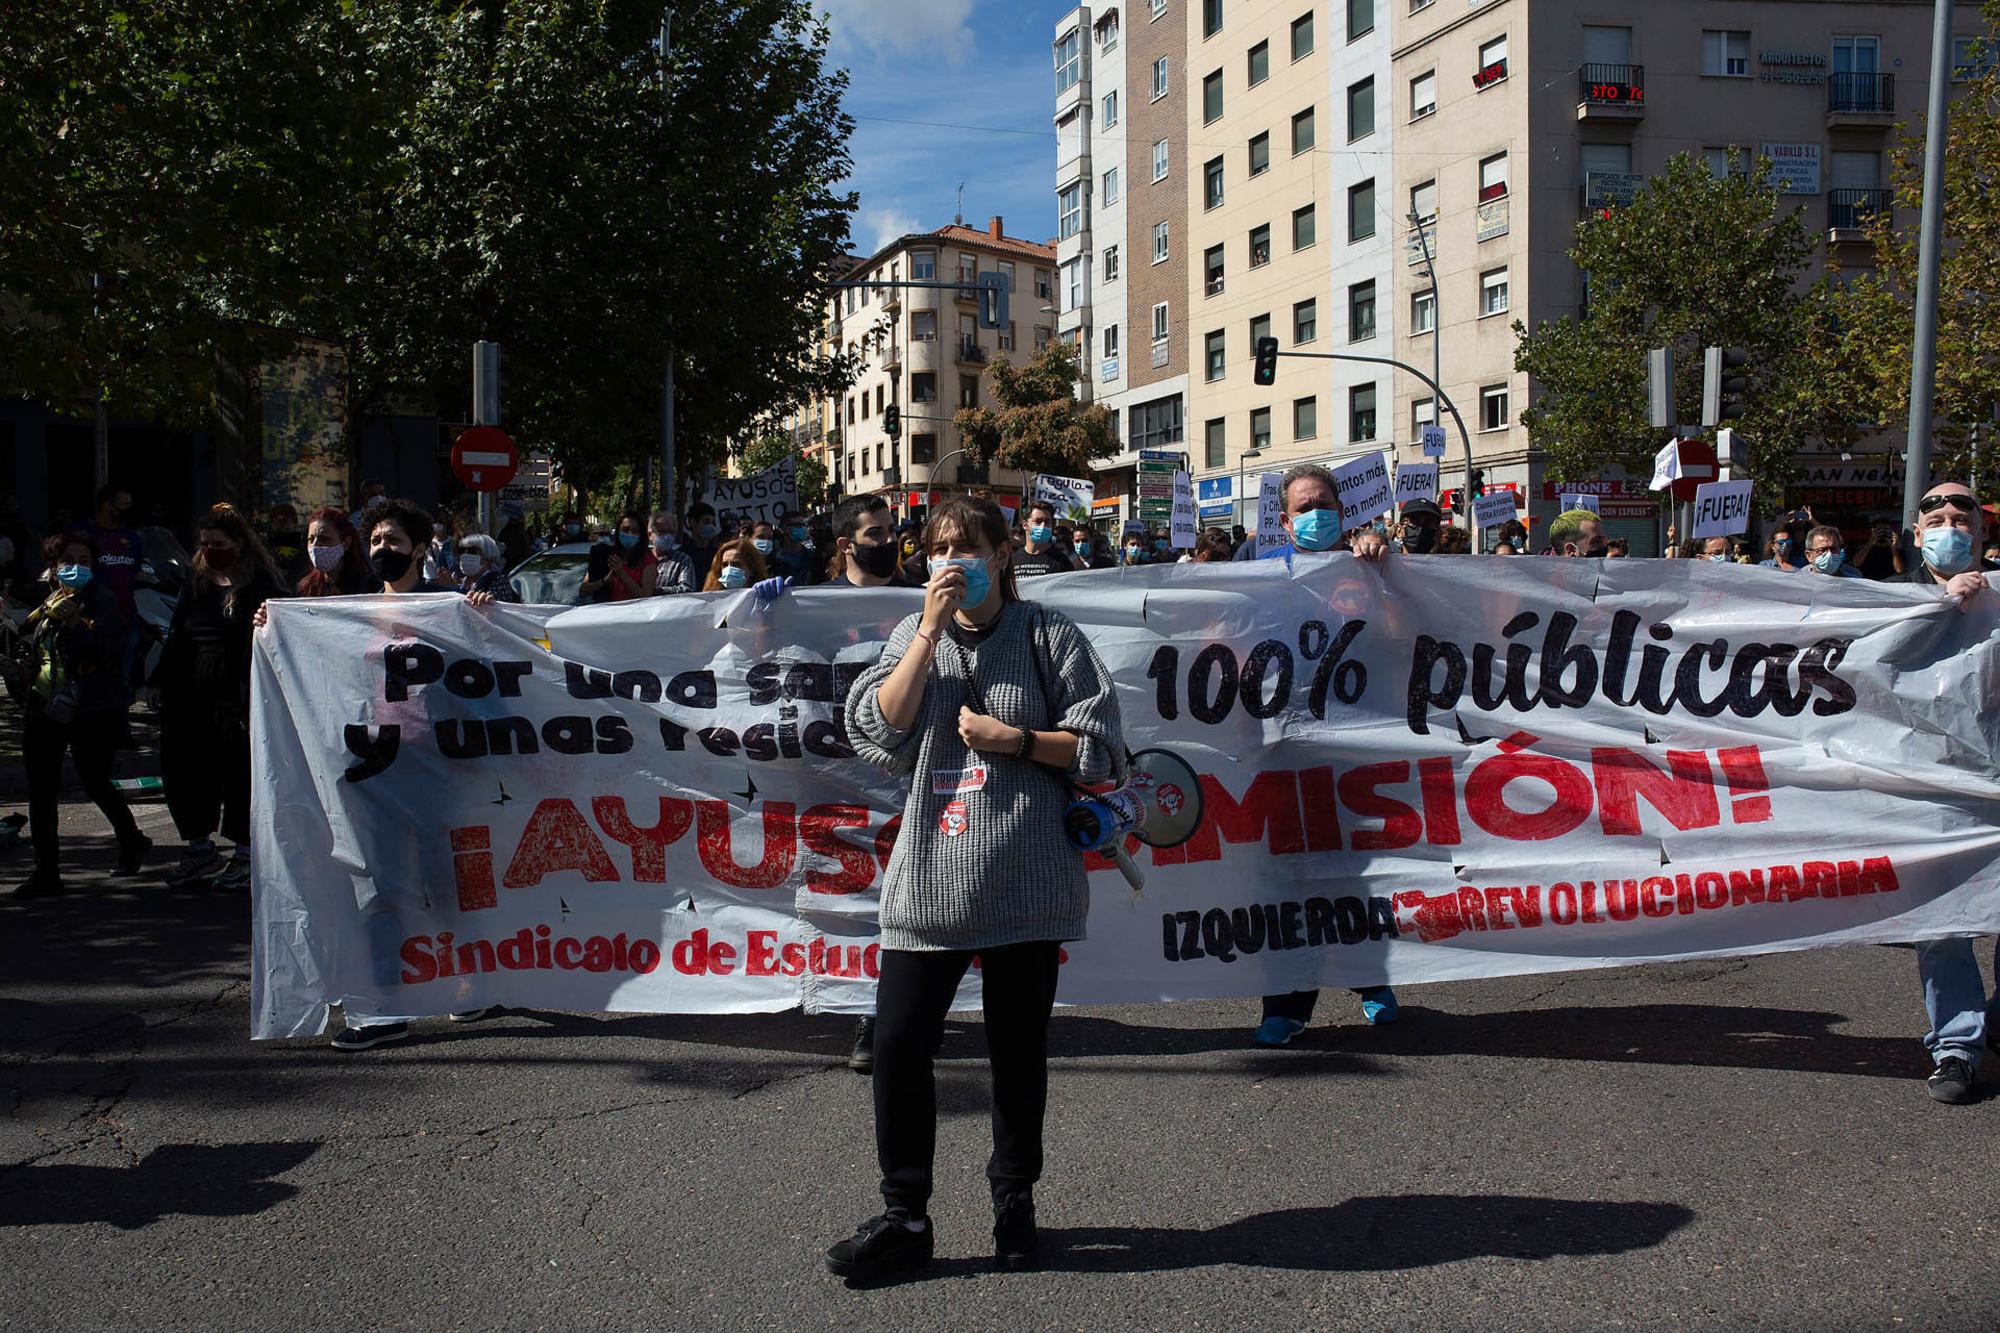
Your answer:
[1760,50,1830,85]
[1759,141,1823,195]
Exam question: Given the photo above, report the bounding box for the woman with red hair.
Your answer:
[295,507,378,597]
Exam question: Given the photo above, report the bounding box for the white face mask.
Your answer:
[308,545,344,573]
[460,554,484,578]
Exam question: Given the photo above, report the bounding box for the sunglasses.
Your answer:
[1918,493,1978,515]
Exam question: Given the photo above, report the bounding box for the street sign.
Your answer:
[450,426,520,492]
[1670,437,1717,503]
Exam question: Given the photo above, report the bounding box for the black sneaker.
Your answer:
[848,1017,876,1074]
[14,868,66,899]
[330,1021,410,1052]
[994,1191,1038,1272]
[1928,1055,1977,1104]
[824,1213,933,1280]
[115,833,152,876]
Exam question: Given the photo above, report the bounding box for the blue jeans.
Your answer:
[1916,936,2000,1066]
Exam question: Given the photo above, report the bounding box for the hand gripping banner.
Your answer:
[248,558,2000,1037]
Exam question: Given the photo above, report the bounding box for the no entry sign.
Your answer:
[451,426,519,492]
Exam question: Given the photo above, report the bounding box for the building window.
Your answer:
[912,433,936,464]
[1058,183,1083,239]
[1152,138,1170,181]
[1703,146,1746,180]
[1293,298,1317,343]
[1205,329,1226,381]
[1066,257,1085,309]
[1481,267,1509,316]
[1054,30,1081,95]
[1248,40,1270,86]
[1102,90,1119,129]
[1481,383,1509,431]
[1410,69,1436,119]
[1205,418,1226,468]
[1348,178,1375,240]
[1478,151,1508,201]
[1249,223,1271,267]
[1203,70,1223,123]
[1413,397,1435,436]
[999,321,1016,351]
[1292,203,1316,250]
[1204,244,1226,296]
[1103,244,1120,280]
[1153,55,1170,99]
[1350,384,1377,441]
[1291,11,1314,60]
[1292,106,1316,155]
[912,372,936,403]
[1411,178,1437,224]
[1204,156,1225,209]
[1348,0,1373,42]
[1152,302,1170,340]
[1249,131,1270,176]
[860,393,869,420]
[1104,324,1119,356]
[1204,0,1223,38]
[913,310,937,342]
[1412,288,1436,334]
[1152,221,1170,262]
[1251,406,1272,450]
[1702,29,1750,77]
[912,248,936,280]
[1098,11,1120,52]
[1132,395,1185,450]
[1102,166,1119,205]
[949,376,973,409]
[1294,396,1318,440]
[1349,280,1376,340]
[1151,0,1167,16]
[1347,78,1374,141]
[1250,311,1271,352]
[1476,34,1508,86]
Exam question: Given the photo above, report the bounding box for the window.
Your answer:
[1411,0,1433,10]
[1065,258,1084,309]
[1410,70,1436,119]
[1059,183,1083,240]
[1294,396,1318,440]
[860,393,869,420]
[1102,90,1119,129]
[1153,56,1170,99]
[1413,397,1435,436]
[912,373,936,403]
[1583,24,1631,68]
[1703,146,1746,180]
[912,310,937,342]
[1203,71,1224,124]
[1954,35,1999,79]
[1410,178,1437,224]
[1000,260,1016,291]
[1347,79,1374,141]
[1000,321,1016,351]
[1348,0,1373,42]
[1055,30,1081,95]
[1152,139,1170,181]
[1250,311,1271,348]
[1349,280,1376,340]
[1248,40,1270,86]
[1203,0,1222,38]
[1103,245,1120,280]
[1204,156,1225,209]
[1293,298,1317,343]
[1249,223,1271,267]
[875,443,884,471]
[1204,244,1225,295]
[1476,34,1509,85]
[1480,267,1509,316]
[1580,142,1630,178]
[1132,395,1185,450]
[1291,12,1314,60]
[1152,302,1170,341]
[1249,131,1270,175]
[1104,324,1119,356]
[1098,11,1119,52]
[846,396,855,424]
[1292,106,1316,154]
[1702,30,1750,77]
[1350,384,1377,441]
[1152,221,1170,262]
[1292,203,1316,250]
[1251,407,1272,450]
[912,248,936,280]
[960,375,980,408]
[1103,166,1119,205]
[1205,330,1226,381]
[1412,288,1436,334]
[1205,418,1226,468]
[912,433,936,465]
[1478,151,1508,201]
[1348,178,1375,240]
[1481,383,1509,431]
[1151,0,1166,16]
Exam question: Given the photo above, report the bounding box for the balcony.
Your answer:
[954,285,980,307]
[1828,187,1889,244]
[955,338,988,366]
[1827,73,1894,128]
[1576,64,1644,122]
[882,290,902,314]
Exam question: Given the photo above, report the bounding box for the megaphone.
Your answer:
[1063,748,1205,892]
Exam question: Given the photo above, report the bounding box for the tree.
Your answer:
[738,430,827,510]
[953,340,1116,478]
[1513,151,1879,502]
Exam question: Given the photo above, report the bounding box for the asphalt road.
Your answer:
[3,800,1997,1332]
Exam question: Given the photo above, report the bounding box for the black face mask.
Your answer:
[369,548,415,584]
[849,539,900,579]
[1402,524,1438,554]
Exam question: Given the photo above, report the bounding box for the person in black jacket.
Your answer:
[10,531,149,897]
[157,505,283,891]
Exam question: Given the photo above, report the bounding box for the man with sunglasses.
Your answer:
[1896,482,1997,1103]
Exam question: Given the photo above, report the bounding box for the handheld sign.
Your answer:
[1690,480,1753,539]
[1396,462,1439,507]
[1331,451,1394,532]
[1170,471,1198,549]
[1255,473,1285,557]
[1420,424,1447,458]
[1472,489,1518,531]
[1558,492,1601,514]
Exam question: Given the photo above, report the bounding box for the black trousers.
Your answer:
[161,698,250,846]
[1262,986,1380,1023]
[24,710,140,875]
[873,940,1062,1218]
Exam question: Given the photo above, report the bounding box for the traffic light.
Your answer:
[1647,347,1673,430]
[1253,336,1279,386]
[883,404,900,438]
[1470,467,1486,498]
[1702,346,1749,427]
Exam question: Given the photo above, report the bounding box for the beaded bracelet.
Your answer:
[1015,726,1034,761]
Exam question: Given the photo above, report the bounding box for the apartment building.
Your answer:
[815,218,1056,517]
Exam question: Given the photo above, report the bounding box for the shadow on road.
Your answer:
[0,1141,318,1230]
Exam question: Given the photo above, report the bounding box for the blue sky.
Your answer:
[821,0,1065,256]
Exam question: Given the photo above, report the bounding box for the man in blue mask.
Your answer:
[1895,482,1996,1104]
[1012,501,1075,579]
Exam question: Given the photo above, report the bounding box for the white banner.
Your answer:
[251,563,2000,1037]
[1034,473,1095,524]
[1396,463,1439,507]
[1691,480,1754,539]
[1559,493,1602,515]
[1170,472,1198,550]
[1332,452,1394,533]
[704,457,798,527]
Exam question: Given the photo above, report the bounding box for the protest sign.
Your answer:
[1331,452,1394,533]
[703,457,797,527]
[1255,473,1285,557]
[1170,472,1198,549]
[1396,463,1439,508]
[1691,481,1754,539]
[1034,474,1095,524]
[1420,425,1447,459]
[1559,493,1602,515]
[1472,489,1517,531]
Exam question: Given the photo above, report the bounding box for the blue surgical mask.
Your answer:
[1029,525,1054,544]
[1123,546,1143,563]
[618,532,640,550]
[652,533,675,554]
[753,538,775,555]
[1074,542,1090,556]
[1708,553,1730,564]
[928,555,993,609]
[719,565,750,589]
[1290,508,1339,552]
[1921,526,1975,575]
[1812,549,1843,574]
[789,525,807,542]
[55,563,93,588]
[698,522,719,541]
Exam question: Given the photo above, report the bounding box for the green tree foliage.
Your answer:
[953,340,1116,478]
[738,429,827,510]
[1513,152,1878,502]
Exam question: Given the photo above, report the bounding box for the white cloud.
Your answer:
[858,206,924,254]
[822,0,976,63]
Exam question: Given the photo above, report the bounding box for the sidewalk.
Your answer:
[0,695,162,805]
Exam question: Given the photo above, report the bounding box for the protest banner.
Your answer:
[1034,474,1095,524]
[1420,425,1447,459]
[1255,473,1285,557]
[1331,452,1394,533]
[1472,490,1517,531]
[1558,493,1601,515]
[703,457,797,527]
[1170,472,1198,549]
[1396,463,1439,508]
[251,562,2000,1037]
[1691,481,1754,540]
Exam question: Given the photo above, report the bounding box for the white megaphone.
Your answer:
[1062,748,1206,892]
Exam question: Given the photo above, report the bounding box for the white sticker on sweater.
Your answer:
[931,762,989,795]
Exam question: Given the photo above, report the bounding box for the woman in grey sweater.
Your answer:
[825,498,1123,1282]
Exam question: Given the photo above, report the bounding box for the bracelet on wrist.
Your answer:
[1015,726,1034,760]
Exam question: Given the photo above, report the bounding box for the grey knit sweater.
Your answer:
[846,600,1124,951]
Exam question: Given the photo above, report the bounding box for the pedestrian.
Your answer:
[1012,501,1075,579]
[156,505,283,891]
[424,514,459,585]
[649,511,697,595]
[1758,532,1805,572]
[356,478,389,511]
[266,503,310,588]
[828,494,914,590]
[898,523,929,586]
[703,538,769,591]
[826,498,1123,1280]
[581,513,657,603]
[555,510,587,545]
[1693,535,1732,562]
[454,533,521,603]
[1852,521,1907,580]
[497,502,532,570]
[1189,530,1233,562]
[1547,509,1608,558]
[8,532,150,897]
[679,502,721,580]
[68,485,144,619]
[296,507,378,596]
[1802,525,1864,578]
[1604,538,1629,559]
